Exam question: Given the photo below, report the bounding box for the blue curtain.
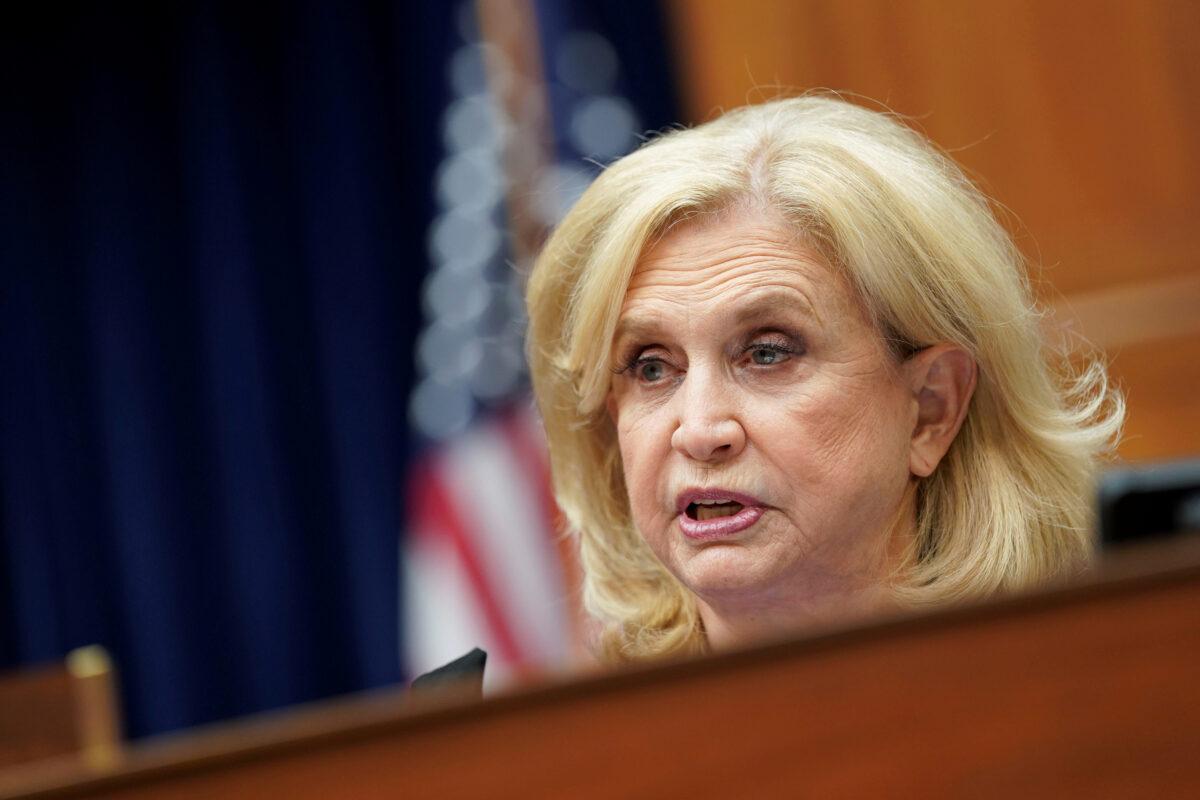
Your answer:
[0,2,453,737]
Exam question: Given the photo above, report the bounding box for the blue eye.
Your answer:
[751,347,780,365]
[638,360,666,382]
[746,342,793,365]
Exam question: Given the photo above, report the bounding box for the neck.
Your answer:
[697,580,893,651]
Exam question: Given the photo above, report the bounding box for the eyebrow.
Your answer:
[613,287,820,344]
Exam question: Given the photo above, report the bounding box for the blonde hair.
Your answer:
[525,94,1123,662]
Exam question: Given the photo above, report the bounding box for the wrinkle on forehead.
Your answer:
[619,210,862,333]
[629,211,817,287]
[615,285,820,347]
[626,261,823,318]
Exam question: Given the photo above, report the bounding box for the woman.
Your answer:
[525,95,1122,662]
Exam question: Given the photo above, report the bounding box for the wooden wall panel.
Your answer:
[1106,332,1200,462]
[665,0,1200,462]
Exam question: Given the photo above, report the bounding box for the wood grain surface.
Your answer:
[4,536,1199,799]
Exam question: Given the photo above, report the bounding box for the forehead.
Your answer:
[620,208,860,327]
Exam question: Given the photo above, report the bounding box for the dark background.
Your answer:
[0,1,678,739]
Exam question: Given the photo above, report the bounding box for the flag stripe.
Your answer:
[498,405,583,640]
[440,422,570,664]
[409,459,525,665]
[403,528,495,677]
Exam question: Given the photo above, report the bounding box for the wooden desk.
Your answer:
[4,537,1199,798]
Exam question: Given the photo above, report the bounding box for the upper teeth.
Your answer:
[695,498,731,505]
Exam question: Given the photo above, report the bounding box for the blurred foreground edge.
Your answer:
[0,647,122,774]
[2,534,1199,799]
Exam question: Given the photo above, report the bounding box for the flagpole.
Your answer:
[475,0,588,661]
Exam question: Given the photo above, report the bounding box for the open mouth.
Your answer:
[686,500,746,521]
[676,491,765,539]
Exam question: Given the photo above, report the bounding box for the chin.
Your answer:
[673,544,786,600]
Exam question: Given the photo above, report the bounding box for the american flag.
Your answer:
[402,0,662,688]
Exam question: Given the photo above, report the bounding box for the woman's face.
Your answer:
[607,207,920,637]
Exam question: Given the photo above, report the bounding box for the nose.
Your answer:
[669,367,747,463]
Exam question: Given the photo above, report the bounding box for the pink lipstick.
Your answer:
[675,488,766,541]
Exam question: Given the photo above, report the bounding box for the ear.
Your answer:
[905,344,977,478]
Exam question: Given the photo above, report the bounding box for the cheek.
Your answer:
[764,375,912,498]
[616,407,672,533]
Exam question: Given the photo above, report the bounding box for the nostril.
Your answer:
[670,417,746,462]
